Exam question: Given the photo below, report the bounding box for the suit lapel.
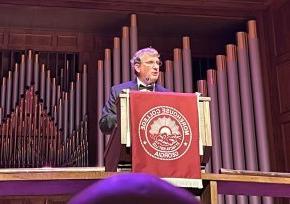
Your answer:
[129,84,138,91]
[155,84,162,92]
[129,79,138,91]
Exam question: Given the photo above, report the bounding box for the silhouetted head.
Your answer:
[69,173,199,204]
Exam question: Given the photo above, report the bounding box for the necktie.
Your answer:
[139,84,154,91]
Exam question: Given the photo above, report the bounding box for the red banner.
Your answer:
[130,91,200,179]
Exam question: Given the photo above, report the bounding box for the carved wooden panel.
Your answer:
[281,121,290,171]
[272,0,290,57]
[57,35,78,50]
[277,61,290,114]
[267,0,290,179]
[0,29,86,52]
[8,33,53,48]
[0,32,4,45]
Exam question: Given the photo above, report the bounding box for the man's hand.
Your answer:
[99,114,117,135]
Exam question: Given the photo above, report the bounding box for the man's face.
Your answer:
[135,53,160,85]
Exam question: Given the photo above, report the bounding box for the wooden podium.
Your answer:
[104,90,212,183]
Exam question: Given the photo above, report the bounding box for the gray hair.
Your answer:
[130,47,160,68]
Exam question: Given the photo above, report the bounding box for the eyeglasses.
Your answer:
[142,60,163,67]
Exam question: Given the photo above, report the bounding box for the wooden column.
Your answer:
[201,181,218,204]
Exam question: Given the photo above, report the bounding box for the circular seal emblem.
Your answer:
[138,106,192,160]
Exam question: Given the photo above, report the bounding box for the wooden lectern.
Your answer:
[104,90,212,176]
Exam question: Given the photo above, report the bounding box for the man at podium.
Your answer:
[99,47,169,134]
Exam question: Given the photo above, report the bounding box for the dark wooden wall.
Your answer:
[264,0,290,173]
[259,1,290,203]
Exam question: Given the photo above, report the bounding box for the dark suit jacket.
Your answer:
[99,79,169,134]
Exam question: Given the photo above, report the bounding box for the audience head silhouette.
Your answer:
[69,173,199,204]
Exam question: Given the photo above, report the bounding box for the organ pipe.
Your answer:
[0,51,88,168]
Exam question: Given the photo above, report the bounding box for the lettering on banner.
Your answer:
[138,106,193,160]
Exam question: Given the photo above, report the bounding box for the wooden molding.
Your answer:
[0,0,270,14]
